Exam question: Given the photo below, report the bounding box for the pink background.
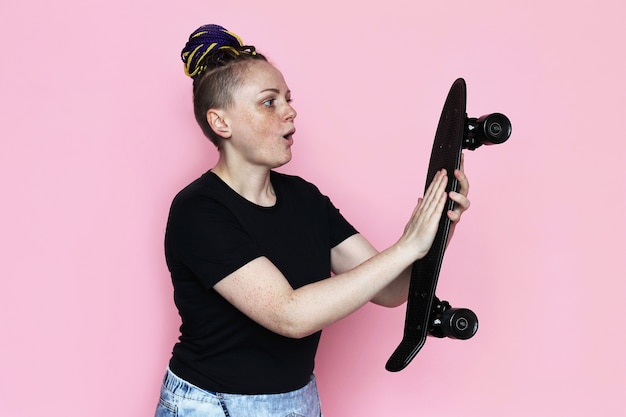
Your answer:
[1,0,625,416]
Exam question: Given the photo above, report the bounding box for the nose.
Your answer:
[284,102,297,121]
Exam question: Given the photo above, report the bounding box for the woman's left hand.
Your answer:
[447,153,470,233]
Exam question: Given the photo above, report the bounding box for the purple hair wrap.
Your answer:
[181,24,248,79]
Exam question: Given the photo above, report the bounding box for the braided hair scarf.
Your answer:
[181,24,257,79]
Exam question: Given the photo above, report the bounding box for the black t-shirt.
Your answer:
[165,170,358,394]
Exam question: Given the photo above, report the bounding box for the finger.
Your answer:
[422,172,449,220]
[428,185,449,228]
[449,190,470,210]
[429,169,447,196]
[455,154,469,197]
[410,197,424,218]
[447,208,462,223]
[421,170,447,211]
[448,190,470,222]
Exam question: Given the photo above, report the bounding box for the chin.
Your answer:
[273,153,292,168]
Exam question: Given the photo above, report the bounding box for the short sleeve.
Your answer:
[324,194,359,249]
[165,193,263,290]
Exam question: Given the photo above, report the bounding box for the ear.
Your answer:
[207,109,231,139]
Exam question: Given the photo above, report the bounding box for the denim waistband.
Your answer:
[162,367,317,400]
[159,368,321,417]
[162,367,219,401]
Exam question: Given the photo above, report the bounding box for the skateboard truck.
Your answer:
[464,113,512,151]
[429,297,478,340]
[385,78,511,372]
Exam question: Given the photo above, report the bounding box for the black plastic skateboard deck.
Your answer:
[385,78,511,372]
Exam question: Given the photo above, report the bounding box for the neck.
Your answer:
[211,159,276,207]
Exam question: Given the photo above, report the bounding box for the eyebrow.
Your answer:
[259,88,291,95]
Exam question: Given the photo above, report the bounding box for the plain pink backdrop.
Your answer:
[1,1,624,416]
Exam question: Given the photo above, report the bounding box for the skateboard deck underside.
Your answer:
[386,78,467,372]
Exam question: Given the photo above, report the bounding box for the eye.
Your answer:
[262,98,276,107]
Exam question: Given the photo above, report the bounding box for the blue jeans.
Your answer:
[154,368,322,417]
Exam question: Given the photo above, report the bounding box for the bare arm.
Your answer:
[329,234,412,307]
[213,170,450,339]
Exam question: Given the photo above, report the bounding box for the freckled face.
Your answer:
[222,60,297,169]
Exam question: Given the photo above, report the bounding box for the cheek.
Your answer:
[245,113,276,138]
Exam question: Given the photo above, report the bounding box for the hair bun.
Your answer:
[181,24,245,79]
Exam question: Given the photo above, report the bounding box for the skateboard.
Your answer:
[385,78,511,372]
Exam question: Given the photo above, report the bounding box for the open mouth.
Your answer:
[283,129,295,140]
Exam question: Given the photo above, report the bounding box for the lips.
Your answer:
[283,128,295,140]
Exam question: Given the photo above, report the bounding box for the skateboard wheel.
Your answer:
[475,113,512,145]
[464,113,512,149]
[438,308,478,340]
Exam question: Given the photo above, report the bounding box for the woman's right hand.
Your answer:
[397,169,449,260]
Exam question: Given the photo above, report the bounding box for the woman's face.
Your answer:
[220,60,297,169]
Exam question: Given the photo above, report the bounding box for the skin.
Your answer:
[206,60,470,339]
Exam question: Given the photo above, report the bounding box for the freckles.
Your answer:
[246,114,276,142]
[242,108,270,131]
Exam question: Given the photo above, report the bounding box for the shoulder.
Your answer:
[167,171,234,225]
[171,171,227,207]
[271,171,324,197]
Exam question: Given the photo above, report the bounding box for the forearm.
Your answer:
[370,266,411,307]
[371,221,458,307]
[279,243,416,338]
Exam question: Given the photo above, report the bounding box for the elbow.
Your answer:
[273,318,320,339]
[371,294,407,308]
[281,328,316,340]
[270,326,316,339]
[266,311,321,339]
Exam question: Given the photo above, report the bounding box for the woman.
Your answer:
[155,24,470,417]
